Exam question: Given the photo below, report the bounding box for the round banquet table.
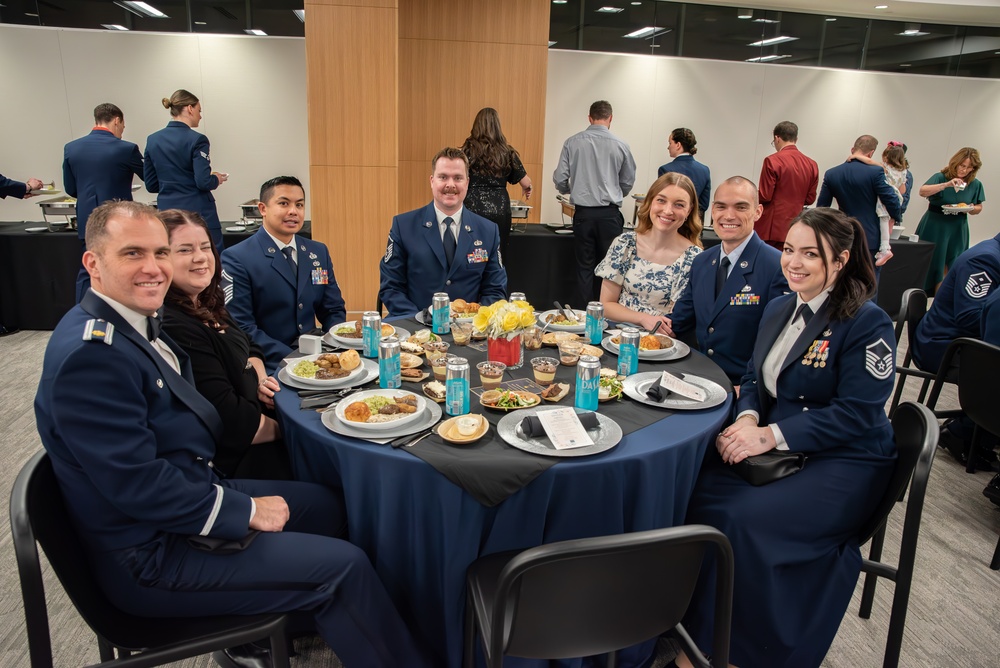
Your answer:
[276,326,733,668]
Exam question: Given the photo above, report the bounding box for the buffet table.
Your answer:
[700,228,934,319]
[276,318,733,668]
[0,222,310,330]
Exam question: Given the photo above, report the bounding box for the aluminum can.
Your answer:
[509,292,527,303]
[575,354,600,411]
[361,311,381,358]
[586,301,604,345]
[618,327,640,376]
[445,356,471,416]
[378,336,401,389]
[432,292,451,334]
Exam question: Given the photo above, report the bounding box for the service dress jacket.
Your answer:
[378,203,507,317]
[221,229,346,370]
[34,291,253,557]
[0,173,28,199]
[912,233,1000,372]
[817,160,902,254]
[669,233,787,383]
[143,121,222,231]
[63,128,143,238]
[756,145,819,245]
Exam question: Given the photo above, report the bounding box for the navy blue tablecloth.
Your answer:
[276,354,732,667]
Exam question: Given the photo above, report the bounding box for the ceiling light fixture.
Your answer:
[748,35,799,47]
[25,11,38,16]
[194,21,206,25]
[102,24,129,30]
[898,23,928,36]
[875,5,888,9]
[114,1,168,18]
[552,0,567,4]
[826,17,837,22]
[624,26,669,39]
[899,63,911,67]
[244,28,267,36]
[737,9,752,20]
[631,1,642,5]
[596,6,625,13]
[293,9,305,22]
[746,54,791,63]
[752,18,779,24]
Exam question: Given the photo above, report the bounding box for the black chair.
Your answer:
[856,402,939,668]
[463,525,733,668]
[10,450,291,668]
[888,289,934,416]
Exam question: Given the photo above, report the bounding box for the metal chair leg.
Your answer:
[991,534,1000,570]
[859,523,887,619]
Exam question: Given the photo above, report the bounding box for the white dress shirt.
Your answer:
[91,290,180,374]
[264,229,298,265]
[434,206,462,243]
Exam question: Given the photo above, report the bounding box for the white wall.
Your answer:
[3,25,998,245]
[0,25,308,223]
[543,49,999,245]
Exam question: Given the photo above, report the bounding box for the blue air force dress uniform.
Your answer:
[911,232,1000,373]
[34,291,427,668]
[378,203,508,318]
[63,128,144,301]
[683,295,897,668]
[221,228,346,371]
[143,121,224,248]
[0,173,29,198]
[669,232,787,384]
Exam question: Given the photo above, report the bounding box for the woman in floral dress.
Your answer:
[595,172,703,329]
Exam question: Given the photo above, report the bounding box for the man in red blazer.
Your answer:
[755,121,819,249]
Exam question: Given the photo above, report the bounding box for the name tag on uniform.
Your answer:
[311,268,329,285]
[467,248,489,264]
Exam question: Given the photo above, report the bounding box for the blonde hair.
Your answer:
[162,89,199,117]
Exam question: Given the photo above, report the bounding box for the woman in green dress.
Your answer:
[915,147,985,292]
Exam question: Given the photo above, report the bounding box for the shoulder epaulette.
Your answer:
[82,319,114,345]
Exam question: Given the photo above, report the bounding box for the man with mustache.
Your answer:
[379,147,507,317]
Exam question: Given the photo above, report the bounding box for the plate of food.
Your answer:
[400,352,423,369]
[437,414,490,444]
[335,389,426,431]
[400,340,425,355]
[540,382,570,402]
[537,309,586,332]
[602,332,690,361]
[580,344,604,358]
[942,203,975,213]
[480,389,541,411]
[599,369,624,402]
[322,397,441,440]
[329,320,396,346]
[450,299,479,322]
[30,188,62,196]
[542,331,581,347]
[285,351,364,387]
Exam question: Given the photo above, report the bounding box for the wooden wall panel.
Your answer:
[306,4,397,168]
[399,0,549,46]
[310,165,397,313]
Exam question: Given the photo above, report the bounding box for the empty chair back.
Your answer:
[492,525,732,661]
[894,288,927,347]
[956,338,1000,438]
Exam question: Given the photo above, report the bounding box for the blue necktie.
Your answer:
[281,246,297,276]
[443,217,457,266]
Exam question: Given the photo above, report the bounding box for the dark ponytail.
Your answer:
[788,208,875,321]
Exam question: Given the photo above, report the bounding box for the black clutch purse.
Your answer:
[732,451,806,486]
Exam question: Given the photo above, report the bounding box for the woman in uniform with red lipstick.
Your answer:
[676,207,897,668]
[159,209,291,480]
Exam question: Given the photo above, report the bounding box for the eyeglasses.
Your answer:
[770,139,776,148]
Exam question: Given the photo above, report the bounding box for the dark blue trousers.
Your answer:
[92,479,428,668]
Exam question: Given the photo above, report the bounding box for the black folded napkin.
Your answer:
[520,412,599,437]
[646,371,685,402]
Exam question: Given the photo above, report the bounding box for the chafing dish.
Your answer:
[510,200,531,219]
[240,199,263,221]
[39,196,77,226]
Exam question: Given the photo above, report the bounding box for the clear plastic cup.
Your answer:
[558,340,584,366]
[477,361,506,389]
[530,357,559,386]
[451,322,473,345]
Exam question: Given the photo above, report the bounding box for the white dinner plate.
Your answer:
[322,399,442,442]
[554,229,574,235]
[284,353,365,387]
[225,225,246,233]
[25,227,48,234]
[415,310,475,327]
[536,309,587,333]
[326,322,408,349]
[601,333,690,361]
[334,388,427,431]
[30,189,62,196]
[278,358,378,390]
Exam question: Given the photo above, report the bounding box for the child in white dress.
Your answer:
[852,141,907,266]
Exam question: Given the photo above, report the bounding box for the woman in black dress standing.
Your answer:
[159,209,292,480]
[461,107,532,260]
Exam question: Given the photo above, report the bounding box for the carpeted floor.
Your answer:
[0,328,996,667]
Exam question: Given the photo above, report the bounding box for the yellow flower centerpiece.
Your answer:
[473,299,534,369]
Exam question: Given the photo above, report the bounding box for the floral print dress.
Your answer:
[595,231,701,315]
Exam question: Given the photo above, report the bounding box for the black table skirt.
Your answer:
[505,224,577,309]
[0,222,310,330]
[700,228,934,319]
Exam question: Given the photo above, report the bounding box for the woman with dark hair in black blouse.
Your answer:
[159,209,292,480]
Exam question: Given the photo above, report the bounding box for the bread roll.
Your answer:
[338,349,361,371]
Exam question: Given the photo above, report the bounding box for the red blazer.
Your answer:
[755,145,818,244]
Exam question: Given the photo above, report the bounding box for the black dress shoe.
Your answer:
[211,643,273,668]
[0,325,19,337]
[939,428,998,472]
[984,474,1000,506]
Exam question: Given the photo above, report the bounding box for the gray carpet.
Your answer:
[0,328,996,667]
